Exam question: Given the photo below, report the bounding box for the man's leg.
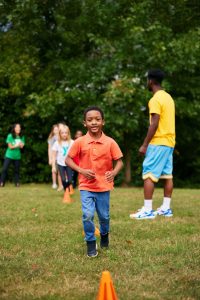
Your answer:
[144,178,155,199]
[164,178,173,197]
[80,191,97,257]
[159,178,173,212]
[143,178,155,212]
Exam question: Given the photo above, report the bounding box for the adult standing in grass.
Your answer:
[66,106,123,257]
[0,123,25,187]
[130,69,175,220]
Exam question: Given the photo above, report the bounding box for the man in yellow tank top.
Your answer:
[130,69,175,219]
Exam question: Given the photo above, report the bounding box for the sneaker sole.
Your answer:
[164,214,173,217]
[135,215,156,220]
[156,213,173,217]
[87,252,98,258]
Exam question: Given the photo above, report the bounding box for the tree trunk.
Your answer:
[123,133,132,185]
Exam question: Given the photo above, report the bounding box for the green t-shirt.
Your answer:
[5,134,25,160]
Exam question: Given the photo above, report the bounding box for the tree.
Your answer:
[0,0,200,185]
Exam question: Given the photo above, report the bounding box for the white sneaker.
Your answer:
[52,183,58,189]
[129,208,142,218]
[130,206,156,220]
[154,207,173,217]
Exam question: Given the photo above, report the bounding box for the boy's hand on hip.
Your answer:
[105,171,115,182]
[81,169,96,180]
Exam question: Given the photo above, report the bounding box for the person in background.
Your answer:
[72,130,83,188]
[0,123,25,187]
[52,125,74,203]
[130,69,175,220]
[48,124,63,191]
[66,106,123,257]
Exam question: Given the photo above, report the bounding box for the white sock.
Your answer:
[162,197,171,210]
[144,200,152,212]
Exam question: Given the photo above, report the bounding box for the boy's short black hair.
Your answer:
[147,69,165,84]
[83,106,104,120]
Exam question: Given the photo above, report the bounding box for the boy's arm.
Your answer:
[139,113,159,155]
[105,158,123,182]
[66,155,95,180]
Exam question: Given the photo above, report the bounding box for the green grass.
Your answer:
[0,185,200,300]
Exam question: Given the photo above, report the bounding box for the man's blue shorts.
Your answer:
[142,145,174,182]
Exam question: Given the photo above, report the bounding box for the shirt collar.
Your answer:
[85,132,106,144]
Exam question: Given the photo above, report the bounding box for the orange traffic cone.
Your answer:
[96,271,118,300]
[95,226,100,237]
[63,189,73,204]
[82,226,100,237]
[69,184,74,195]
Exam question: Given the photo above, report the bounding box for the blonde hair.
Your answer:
[58,125,72,144]
[48,124,58,140]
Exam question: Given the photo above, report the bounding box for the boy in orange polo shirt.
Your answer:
[66,106,123,257]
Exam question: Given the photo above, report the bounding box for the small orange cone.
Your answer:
[95,227,100,237]
[69,184,74,195]
[82,226,100,237]
[96,271,118,300]
[63,189,73,204]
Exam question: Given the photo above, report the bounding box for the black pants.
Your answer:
[57,165,73,190]
[72,170,79,188]
[0,158,20,185]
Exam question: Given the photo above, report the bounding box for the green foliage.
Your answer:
[0,0,200,185]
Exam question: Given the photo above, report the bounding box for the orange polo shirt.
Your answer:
[68,132,123,192]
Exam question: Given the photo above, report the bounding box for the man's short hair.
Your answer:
[83,106,104,120]
[147,69,165,84]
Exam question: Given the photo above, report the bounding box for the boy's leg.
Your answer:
[95,191,110,235]
[80,190,97,257]
[95,192,110,248]
[80,191,96,242]
[13,159,20,186]
[0,158,11,186]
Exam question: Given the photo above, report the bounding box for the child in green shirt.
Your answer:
[0,124,25,187]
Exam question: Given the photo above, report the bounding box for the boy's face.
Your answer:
[84,110,104,134]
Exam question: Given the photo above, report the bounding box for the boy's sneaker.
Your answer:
[87,241,98,258]
[100,233,109,248]
[130,207,156,220]
[154,207,173,217]
[52,183,57,189]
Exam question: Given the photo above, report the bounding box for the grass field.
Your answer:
[0,184,200,300]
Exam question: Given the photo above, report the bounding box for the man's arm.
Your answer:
[139,113,160,155]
